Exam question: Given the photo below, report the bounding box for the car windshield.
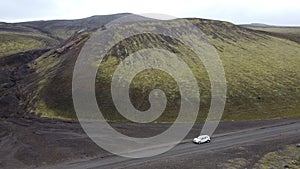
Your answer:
[198,136,207,139]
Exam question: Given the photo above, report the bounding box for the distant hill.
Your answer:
[0,22,58,57]
[242,25,300,44]
[0,15,299,122]
[0,13,129,57]
[17,13,130,40]
[240,23,275,27]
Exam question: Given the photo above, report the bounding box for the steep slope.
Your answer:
[0,14,132,118]
[0,15,299,121]
[0,49,49,117]
[21,18,300,122]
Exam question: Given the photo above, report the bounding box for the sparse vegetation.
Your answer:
[217,145,300,169]
[0,17,299,122]
[217,158,249,169]
[27,19,300,122]
[244,26,300,43]
[0,24,59,57]
[0,33,45,57]
[254,145,300,169]
[1,15,299,169]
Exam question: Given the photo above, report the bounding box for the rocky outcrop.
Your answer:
[0,49,49,117]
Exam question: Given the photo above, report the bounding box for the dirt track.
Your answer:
[40,119,300,169]
[0,118,299,169]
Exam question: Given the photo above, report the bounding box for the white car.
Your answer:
[193,135,211,144]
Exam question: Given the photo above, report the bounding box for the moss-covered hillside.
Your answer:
[1,16,299,122]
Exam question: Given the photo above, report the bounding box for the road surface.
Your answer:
[42,120,300,169]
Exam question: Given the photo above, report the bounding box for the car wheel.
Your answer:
[207,140,210,143]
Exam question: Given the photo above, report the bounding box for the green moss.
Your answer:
[218,158,249,169]
[0,31,58,57]
[254,145,300,169]
[24,19,300,122]
[245,26,300,43]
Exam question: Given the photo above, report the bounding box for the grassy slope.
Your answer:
[244,26,300,43]
[0,23,59,57]
[0,13,127,57]
[0,14,129,58]
[218,145,300,168]
[27,19,300,122]
[0,14,129,118]
[214,31,300,120]
[254,145,300,168]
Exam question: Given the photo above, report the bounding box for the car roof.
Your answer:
[198,135,210,138]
